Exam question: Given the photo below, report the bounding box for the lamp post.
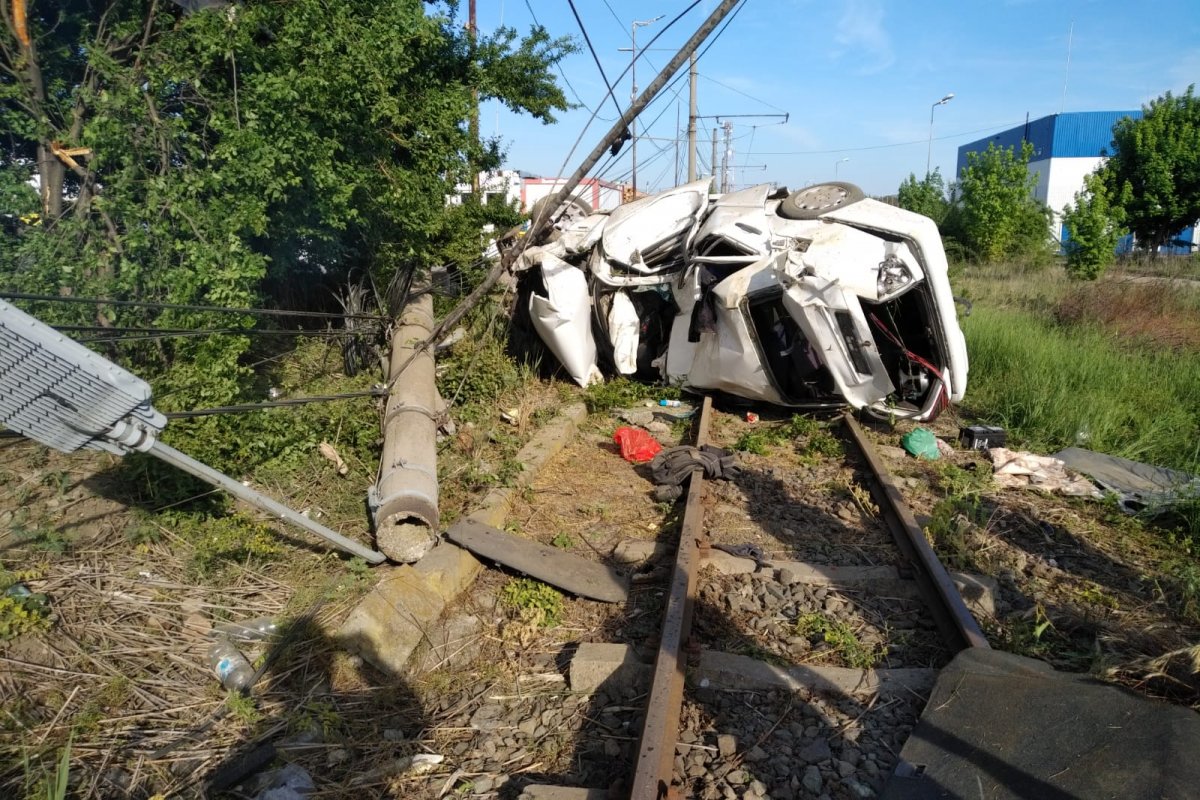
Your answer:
[835,157,849,178]
[927,92,955,177]
[627,15,664,196]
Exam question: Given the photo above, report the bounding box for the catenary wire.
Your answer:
[0,292,387,321]
[566,0,626,123]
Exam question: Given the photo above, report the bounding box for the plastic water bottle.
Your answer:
[659,399,682,407]
[207,637,254,692]
[214,616,278,641]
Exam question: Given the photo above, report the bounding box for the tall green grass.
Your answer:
[962,306,1200,473]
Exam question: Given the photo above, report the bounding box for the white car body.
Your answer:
[515,181,968,422]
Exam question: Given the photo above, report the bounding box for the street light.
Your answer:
[927,92,955,177]
[626,15,664,196]
[835,157,849,178]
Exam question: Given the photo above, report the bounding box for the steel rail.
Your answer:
[629,396,712,800]
[842,413,990,652]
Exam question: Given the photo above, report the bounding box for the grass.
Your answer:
[962,305,1200,474]
[794,613,883,669]
[733,414,841,462]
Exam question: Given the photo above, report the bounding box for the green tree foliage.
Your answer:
[1,0,571,411]
[1062,172,1130,280]
[948,141,1051,263]
[897,169,949,225]
[1099,85,1200,251]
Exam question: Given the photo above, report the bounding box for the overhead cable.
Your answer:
[0,292,386,321]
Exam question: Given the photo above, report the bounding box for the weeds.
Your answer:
[173,513,284,578]
[0,594,51,640]
[582,377,677,413]
[22,732,71,800]
[734,414,839,459]
[224,692,262,727]
[794,613,883,668]
[500,578,564,628]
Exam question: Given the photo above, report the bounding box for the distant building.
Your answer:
[449,170,625,213]
[957,111,1198,253]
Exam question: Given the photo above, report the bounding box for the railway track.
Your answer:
[627,398,986,800]
[496,397,992,800]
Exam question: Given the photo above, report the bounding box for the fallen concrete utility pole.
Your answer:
[0,298,386,564]
[383,0,743,386]
[370,276,440,562]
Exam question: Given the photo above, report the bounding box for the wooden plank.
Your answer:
[445,518,628,603]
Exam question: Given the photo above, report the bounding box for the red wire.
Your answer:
[868,312,946,385]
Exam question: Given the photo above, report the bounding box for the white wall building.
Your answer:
[957,111,1199,254]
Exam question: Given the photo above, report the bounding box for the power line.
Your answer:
[566,0,626,124]
[698,73,788,114]
[0,292,386,321]
[548,0,702,185]
[164,390,386,419]
[524,0,615,121]
[751,120,1031,156]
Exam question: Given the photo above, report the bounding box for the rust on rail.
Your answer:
[629,395,712,799]
[843,412,990,652]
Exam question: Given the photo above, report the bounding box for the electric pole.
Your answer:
[687,53,697,181]
[623,15,664,197]
[674,103,680,187]
[711,128,718,183]
[468,0,479,194]
[721,120,733,192]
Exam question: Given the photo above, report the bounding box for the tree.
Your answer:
[1,0,572,410]
[951,141,1051,263]
[897,169,949,225]
[1061,172,1130,280]
[1099,85,1200,251]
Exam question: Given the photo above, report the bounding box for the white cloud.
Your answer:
[832,0,895,75]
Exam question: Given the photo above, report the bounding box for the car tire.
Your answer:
[776,182,865,220]
[529,194,594,226]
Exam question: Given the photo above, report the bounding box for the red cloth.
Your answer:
[613,426,662,463]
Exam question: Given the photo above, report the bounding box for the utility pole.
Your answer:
[721,120,733,192]
[687,53,698,181]
[674,103,680,187]
[468,0,479,194]
[622,15,664,196]
[711,128,718,183]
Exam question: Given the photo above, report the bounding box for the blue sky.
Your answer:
[472,0,1199,198]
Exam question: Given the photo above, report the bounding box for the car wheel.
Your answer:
[529,194,594,228]
[776,182,865,220]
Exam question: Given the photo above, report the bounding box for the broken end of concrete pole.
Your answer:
[376,517,437,563]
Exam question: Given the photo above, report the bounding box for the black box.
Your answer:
[959,425,1007,450]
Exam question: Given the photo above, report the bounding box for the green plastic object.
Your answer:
[902,427,940,460]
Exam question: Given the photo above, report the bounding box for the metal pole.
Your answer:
[469,0,479,194]
[148,441,386,564]
[687,53,697,181]
[721,120,732,192]
[927,93,954,178]
[926,104,935,178]
[711,127,718,182]
[630,21,638,196]
[674,103,680,187]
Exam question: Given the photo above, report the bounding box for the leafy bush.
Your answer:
[947,141,1052,265]
[897,169,949,225]
[1062,173,1129,280]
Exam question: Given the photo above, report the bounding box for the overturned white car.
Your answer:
[512,180,967,422]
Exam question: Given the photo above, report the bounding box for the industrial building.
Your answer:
[957,111,1198,253]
